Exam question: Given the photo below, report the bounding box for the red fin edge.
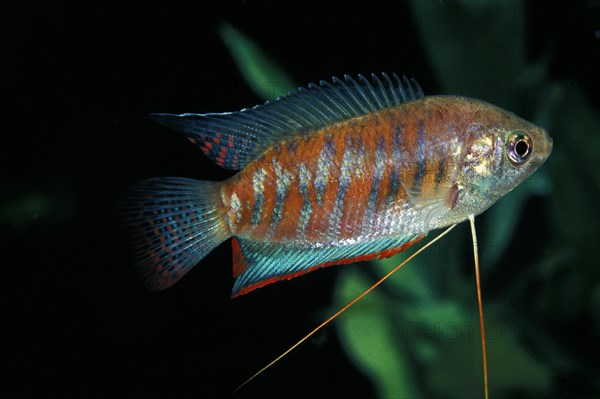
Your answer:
[231,235,424,298]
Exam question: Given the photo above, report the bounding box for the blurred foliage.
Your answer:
[0,194,51,227]
[0,192,72,229]
[218,23,297,101]
[220,1,599,396]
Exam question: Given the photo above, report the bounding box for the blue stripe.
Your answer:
[268,159,293,235]
[412,121,426,192]
[363,134,386,232]
[435,156,446,188]
[328,135,365,239]
[314,134,335,206]
[250,168,267,225]
[297,163,313,237]
[387,124,404,205]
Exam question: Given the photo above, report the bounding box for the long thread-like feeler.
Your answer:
[233,223,458,394]
[469,215,489,399]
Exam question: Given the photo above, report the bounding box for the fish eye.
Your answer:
[507,132,532,165]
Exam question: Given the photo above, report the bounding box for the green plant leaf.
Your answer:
[481,171,551,269]
[218,23,297,101]
[335,268,419,399]
[409,0,526,106]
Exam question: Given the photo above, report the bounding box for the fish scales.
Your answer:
[126,73,552,296]
[222,100,469,246]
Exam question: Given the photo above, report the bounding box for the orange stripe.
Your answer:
[339,123,374,239]
[272,146,302,240]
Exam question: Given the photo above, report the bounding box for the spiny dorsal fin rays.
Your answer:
[371,74,395,107]
[293,87,334,124]
[150,73,424,170]
[319,78,362,116]
[356,74,380,110]
[334,75,370,114]
[309,81,354,119]
[367,74,388,108]
[383,73,400,104]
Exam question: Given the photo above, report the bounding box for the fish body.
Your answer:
[122,74,552,296]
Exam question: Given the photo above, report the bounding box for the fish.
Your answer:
[121,73,553,299]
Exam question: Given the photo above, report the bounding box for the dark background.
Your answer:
[4,1,599,398]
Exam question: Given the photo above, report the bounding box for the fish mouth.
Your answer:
[544,130,554,155]
[541,128,553,157]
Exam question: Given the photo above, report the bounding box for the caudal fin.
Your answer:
[120,177,230,290]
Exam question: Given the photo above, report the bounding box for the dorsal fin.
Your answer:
[151,73,424,170]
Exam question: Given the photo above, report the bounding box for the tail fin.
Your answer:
[120,177,230,291]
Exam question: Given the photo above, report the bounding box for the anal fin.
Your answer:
[231,234,424,298]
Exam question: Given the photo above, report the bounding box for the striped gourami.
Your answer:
[121,73,552,395]
[122,73,552,297]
